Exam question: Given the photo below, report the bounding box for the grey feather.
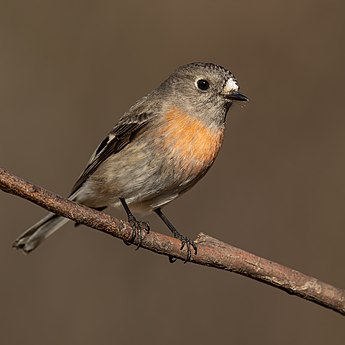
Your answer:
[13,213,70,253]
[70,113,155,195]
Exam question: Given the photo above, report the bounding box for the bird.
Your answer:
[13,62,248,260]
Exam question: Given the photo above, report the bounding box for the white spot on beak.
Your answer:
[224,77,239,93]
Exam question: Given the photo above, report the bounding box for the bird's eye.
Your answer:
[196,79,210,91]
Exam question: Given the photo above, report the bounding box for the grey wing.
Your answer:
[70,112,156,195]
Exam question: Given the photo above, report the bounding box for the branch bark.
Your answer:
[1,167,344,316]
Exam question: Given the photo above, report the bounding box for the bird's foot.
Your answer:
[123,214,150,249]
[171,231,197,263]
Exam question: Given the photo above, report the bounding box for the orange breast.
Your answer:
[159,107,224,176]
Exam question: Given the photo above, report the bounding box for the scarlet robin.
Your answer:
[13,62,248,260]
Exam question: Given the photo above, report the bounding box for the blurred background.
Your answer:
[1,1,344,344]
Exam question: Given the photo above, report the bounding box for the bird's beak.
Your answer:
[227,91,248,102]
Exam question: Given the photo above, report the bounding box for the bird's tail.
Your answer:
[13,190,82,253]
[13,213,70,253]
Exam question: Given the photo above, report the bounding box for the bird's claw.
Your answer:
[123,216,150,249]
[170,233,197,263]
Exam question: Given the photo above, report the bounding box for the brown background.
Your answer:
[1,1,344,344]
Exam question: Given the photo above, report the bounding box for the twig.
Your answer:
[0,167,344,316]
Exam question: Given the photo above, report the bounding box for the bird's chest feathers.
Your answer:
[159,107,224,174]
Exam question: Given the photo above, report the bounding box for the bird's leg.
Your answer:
[154,208,197,262]
[120,198,150,249]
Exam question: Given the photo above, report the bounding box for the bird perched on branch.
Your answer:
[13,62,248,261]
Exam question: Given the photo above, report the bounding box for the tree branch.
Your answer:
[1,167,344,316]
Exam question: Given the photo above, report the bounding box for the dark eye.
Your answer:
[196,79,210,91]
